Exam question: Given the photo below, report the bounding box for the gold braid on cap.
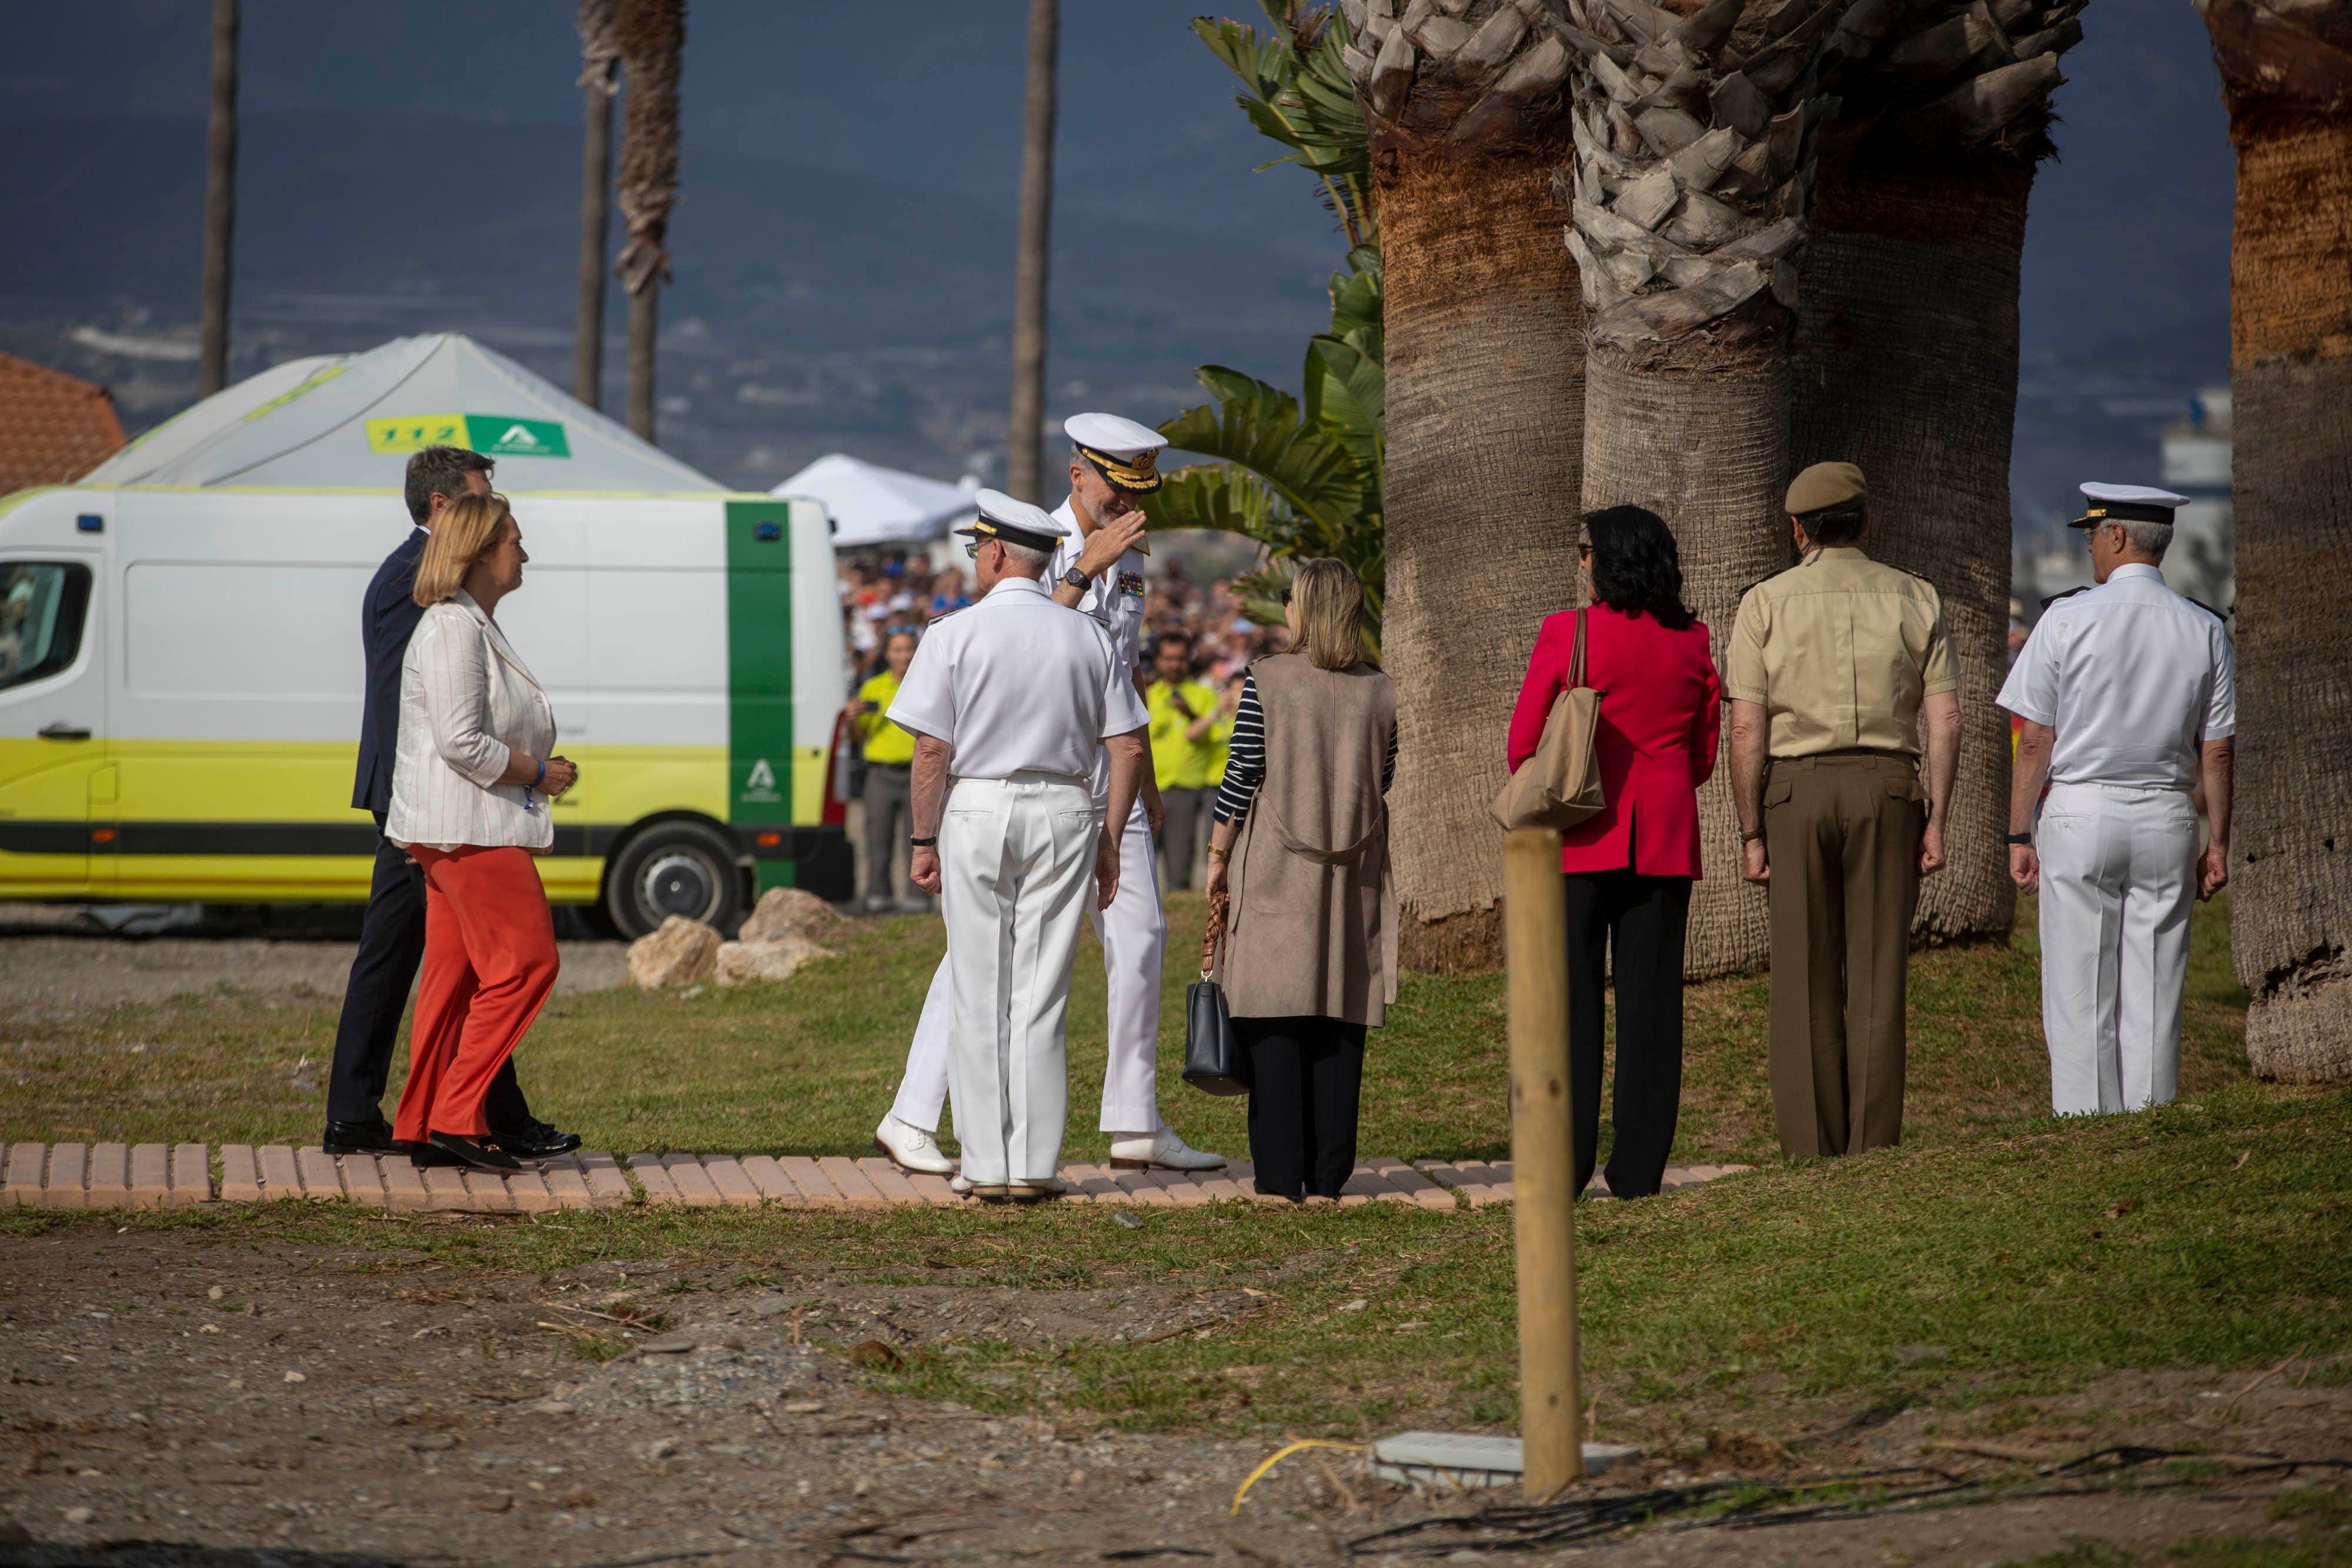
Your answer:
[1076,442,1163,494]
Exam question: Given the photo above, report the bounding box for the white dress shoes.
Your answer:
[873,1114,956,1176]
[1107,1128,1226,1171]
[951,1173,1007,1199]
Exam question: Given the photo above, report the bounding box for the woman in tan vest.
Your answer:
[1203,559,1397,1200]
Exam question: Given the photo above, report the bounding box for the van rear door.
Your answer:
[0,550,104,893]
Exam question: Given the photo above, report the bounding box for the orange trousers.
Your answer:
[393,845,560,1142]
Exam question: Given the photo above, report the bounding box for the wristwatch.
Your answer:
[910,835,937,848]
[2004,832,2033,846]
[1739,830,1765,844]
[1061,566,1091,591]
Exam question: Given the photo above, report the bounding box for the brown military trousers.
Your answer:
[1761,751,1925,1159]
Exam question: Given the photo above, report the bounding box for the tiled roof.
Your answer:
[0,352,127,494]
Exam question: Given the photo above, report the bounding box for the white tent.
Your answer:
[83,332,722,494]
[774,453,975,547]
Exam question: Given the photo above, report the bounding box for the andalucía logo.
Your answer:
[740,758,781,804]
[364,414,572,458]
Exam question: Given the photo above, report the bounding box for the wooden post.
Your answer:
[197,0,239,397]
[1504,827,1582,1497]
[1005,0,1058,503]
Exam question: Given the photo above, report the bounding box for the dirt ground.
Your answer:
[2,1222,2346,1568]
[0,905,627,1019]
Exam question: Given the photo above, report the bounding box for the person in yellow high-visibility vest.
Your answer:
[846,627,921,911]
[1144,631,1222,891]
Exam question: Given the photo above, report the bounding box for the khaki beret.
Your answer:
[1786,462,1866,515]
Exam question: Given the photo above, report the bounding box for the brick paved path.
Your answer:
[0,1141,1748,1213]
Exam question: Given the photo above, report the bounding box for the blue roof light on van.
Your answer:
[753,521,781,541]
[76,514,103,533]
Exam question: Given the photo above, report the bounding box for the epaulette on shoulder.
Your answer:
[2184,593,2229,621]
[2040,586,2090,609]
[927,604,968,624]
[1739,563,1801,600]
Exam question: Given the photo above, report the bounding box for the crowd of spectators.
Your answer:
[836,544,1294,900]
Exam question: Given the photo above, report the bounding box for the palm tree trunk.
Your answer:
[1347,0,1583,972]
[2199,0,2352,1081]
[615,0,686,444]
[573,0,622,410]
[1008,0,1058,504]
[1562,0,1832,975]
[1788,200,2019,948]
[198,0,239,398]
[1789,4,2083,947]
[1380,149,1586,971]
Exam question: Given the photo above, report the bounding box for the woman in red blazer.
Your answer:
[1506,505,1721,1199]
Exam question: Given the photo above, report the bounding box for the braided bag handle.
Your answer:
[1200,885,1230,983]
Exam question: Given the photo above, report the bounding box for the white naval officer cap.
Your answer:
[1065,411,1168,494]
[2070,482,2191,529]
[954,487,1070,554]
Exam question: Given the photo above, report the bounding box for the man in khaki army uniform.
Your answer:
[1727,463,1963,1158]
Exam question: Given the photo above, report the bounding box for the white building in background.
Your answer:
[2160,386,2234,611]
[2024,384,2235,620]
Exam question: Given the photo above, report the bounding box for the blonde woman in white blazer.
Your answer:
[386,492,578,1173]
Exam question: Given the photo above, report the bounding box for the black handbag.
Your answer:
[1182,887,1250,1096]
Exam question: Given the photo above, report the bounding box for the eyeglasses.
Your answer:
[1577,542,1593,559]
[1279,587,1292,606]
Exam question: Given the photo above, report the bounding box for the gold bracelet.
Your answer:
[1205,847,1228,862]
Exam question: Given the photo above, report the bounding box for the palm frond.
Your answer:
[1161,366,1365,530]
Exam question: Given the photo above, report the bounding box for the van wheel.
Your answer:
[604,822,744,941]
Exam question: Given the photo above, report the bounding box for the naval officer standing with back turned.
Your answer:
[1999,483,2234,1116]
[887,490,1151,1202]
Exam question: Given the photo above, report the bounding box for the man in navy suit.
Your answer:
[322,446,577,1159]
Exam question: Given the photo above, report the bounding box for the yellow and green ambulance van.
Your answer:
[0,333,849,937]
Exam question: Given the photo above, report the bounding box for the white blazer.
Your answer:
[385,590,557,852]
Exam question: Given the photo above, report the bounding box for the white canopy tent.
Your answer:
[83,332,723,494]
[774,453,975,548]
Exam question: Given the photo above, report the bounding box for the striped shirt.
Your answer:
[1211,671,1396,824]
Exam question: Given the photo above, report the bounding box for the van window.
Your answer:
[0,563,92,692]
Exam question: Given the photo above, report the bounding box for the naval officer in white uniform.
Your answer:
[873,413,1226,1176]
[888,490,1151,1201]
[1999,483,2235,1116]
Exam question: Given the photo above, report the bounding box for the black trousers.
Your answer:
[1238,1015,1365,1199]
[1564,870,1692,1199]
[327,816,532,1131]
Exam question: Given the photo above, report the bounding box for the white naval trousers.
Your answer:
[2036,781,2200,1116]
[936,772,1099,1185]
[889,790,1168,1136]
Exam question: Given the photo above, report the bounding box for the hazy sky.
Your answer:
[2,0,2234,363]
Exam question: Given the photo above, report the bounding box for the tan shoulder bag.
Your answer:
[1490,609,1606,832]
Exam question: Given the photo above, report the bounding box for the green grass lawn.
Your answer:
[7,890,2346,1451]
[0,892,2256,1165]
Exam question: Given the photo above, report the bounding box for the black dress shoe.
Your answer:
[488,1121,582,1158]
[394,1139,464,1168]
[323,1119,401,1156]
[427,1132,527,1172]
